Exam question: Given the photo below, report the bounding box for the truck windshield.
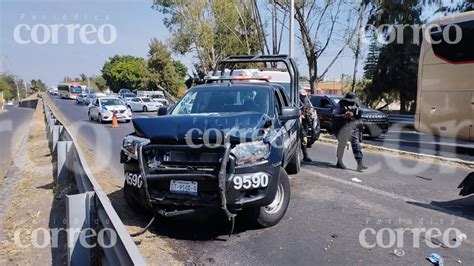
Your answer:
[171,87,270,115]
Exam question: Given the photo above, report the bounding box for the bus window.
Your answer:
[431,20,474,63]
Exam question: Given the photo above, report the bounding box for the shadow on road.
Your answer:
[107,188,260,242]
[406,195,474,221]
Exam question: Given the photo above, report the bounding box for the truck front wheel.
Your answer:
[245,168,291,228]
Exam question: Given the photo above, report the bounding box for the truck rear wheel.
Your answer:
[246,168,291,228]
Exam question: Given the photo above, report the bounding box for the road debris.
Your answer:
[415,175,432,181]
[454,233,467,243]
[393,249,405,257]
[351,177,362,183]
[426,253,444,266]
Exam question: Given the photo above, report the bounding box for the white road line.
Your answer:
[299,168,470,220]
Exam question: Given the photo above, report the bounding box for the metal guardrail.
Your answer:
[43,101,146,266]
[388,114,415,126]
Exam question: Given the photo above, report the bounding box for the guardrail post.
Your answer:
[52,125,63,152]
[66,192,96,266]
[57,141,73,183]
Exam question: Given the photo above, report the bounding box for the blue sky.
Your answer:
[0,0,436,87]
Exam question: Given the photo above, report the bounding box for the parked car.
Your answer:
[85,92,106,105]
[120,93,137,104]
[310,95,389,138]
[127,97,163,112]
[118,88,132,98]
[137,91,169,106]
[88,97,132,123]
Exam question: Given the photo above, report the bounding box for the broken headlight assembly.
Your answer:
[121,135,150,160]
[230,141,270,166]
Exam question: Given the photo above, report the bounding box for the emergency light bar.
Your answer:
[205,75,272,82]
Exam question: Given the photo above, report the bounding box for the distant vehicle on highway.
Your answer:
[136,91,169,106]
[127,97,162,112]
[84,92,106,105]
[58,82,83,100]
[120,93,137,103]
[310,94,389,138]
[7,101,13,106]
[415,11,474,141]
[48,87,58,95]
[88,97,132,123]
[118,88,132,98]
[75,93,88,104]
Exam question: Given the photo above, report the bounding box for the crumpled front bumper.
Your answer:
[121,143,280,215]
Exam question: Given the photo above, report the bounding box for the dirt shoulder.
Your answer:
[0,100,67,265]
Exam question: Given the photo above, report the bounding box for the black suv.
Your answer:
[120,55,302,228]
[310,95,389,138]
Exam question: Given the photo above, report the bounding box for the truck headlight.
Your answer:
[230,141,270,166]
[122,135,150,159]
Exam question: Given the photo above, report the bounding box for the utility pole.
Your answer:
[351,2,366,93]
[289,0,295,57]
[14,77,20,102]
[24,80,28,97]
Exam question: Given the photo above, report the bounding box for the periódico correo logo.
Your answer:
[13,23,117,45]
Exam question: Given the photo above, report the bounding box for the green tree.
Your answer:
[92,76,107,91]
[275,0,363,93]
[30,79,46,91]
[152,0,261,73]
[363,40,380,81]
[173,60,188,79]
[147,38,183,96]
[364,0,423,113]
[0,76,14,100]
[101,55,148,92]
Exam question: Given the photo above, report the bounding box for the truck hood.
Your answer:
[132,112,272,144]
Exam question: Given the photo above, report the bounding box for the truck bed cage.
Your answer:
[211,54,300,105]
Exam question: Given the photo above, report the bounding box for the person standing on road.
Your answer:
[300,89,312,162]
[333,92,368,171]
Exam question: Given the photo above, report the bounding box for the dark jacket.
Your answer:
[333,99,363,135]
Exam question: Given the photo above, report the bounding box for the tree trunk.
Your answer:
[351,3,366,93]
[308,53,317,94]
[400,93,407,114]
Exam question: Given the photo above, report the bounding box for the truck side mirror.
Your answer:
[279,106,300,121]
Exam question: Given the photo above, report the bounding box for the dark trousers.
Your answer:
[301,141,310,159]
[336,124,363,162]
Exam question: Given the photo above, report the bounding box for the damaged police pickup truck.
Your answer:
[120,55,302,228]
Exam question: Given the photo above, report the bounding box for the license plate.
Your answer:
[170,180,198,196]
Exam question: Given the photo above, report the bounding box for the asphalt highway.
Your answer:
[48,94,474,265]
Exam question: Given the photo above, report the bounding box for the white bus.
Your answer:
[57,82,83,100]
[415,11,474,141]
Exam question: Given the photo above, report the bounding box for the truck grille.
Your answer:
[141,145,228,179]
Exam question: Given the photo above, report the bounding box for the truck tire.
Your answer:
[124,183,141,210]
[285,146,301,175]
[245,167,291,228]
